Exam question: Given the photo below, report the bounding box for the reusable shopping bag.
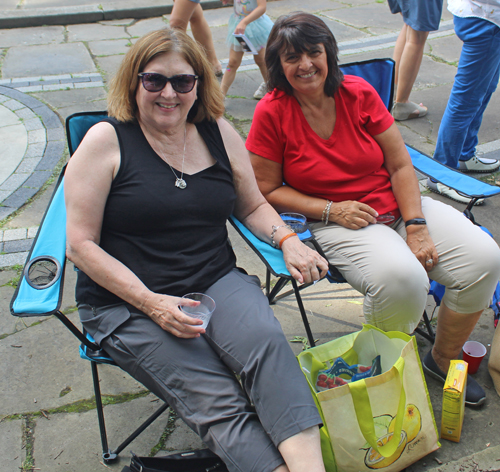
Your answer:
[297,324,440,472]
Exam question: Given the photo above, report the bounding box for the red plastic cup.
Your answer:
[462,341,487,374]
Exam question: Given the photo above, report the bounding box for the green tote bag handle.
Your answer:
[348,358,406,458]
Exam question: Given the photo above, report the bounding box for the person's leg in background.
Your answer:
[392,24,430,120]
[433,16,500,170]
[169,0,223,76]
[221,48,244,95]
[428,15,500,203]
[253,47,269,99]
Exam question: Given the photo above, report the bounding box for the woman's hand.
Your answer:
[406,225,438,272]
[142,293,206,338]
[329,201,378,229]
[281,236,329,284]
[234,20,247,35]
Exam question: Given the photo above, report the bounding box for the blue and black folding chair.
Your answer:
[10,111,169,463]
[231,58,500,347]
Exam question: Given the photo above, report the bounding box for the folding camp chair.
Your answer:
[10,110,169,463]
[231,58,500,348]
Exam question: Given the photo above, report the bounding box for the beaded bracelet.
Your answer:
[271,224,292,247]
[322,200,333,225]
[279,232,298,249]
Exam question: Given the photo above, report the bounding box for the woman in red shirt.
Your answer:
[247,12,500,407]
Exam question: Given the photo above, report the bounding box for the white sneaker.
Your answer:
[253,82,267,100]
[426,178,484,205]
[459,155,500,173]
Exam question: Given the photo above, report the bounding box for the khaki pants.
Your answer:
[310,197,500,334]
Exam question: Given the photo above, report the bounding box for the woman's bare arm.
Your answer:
[375,123,438,269]
[249,152,378,229]
[218,118,328,283]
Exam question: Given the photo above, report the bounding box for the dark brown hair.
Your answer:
[108,28,224,123]
[265,12,344,97]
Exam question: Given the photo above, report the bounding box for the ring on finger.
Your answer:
[426,259,433,265]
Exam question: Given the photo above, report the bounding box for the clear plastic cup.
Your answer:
[462,340,487,374]
[280,212,307,233]
[180,293,216,329]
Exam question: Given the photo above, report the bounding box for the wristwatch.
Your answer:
[405,218,427,227]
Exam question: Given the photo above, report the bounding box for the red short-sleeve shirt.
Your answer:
[246,75,398,215]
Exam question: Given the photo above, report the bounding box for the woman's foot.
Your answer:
[391,101,427,121]
[422,350,486,407]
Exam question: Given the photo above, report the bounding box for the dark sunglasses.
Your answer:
[138,73,199,93]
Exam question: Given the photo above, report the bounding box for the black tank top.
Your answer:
[75,118,237,306]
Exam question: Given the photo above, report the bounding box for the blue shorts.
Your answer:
[388,0,443,31]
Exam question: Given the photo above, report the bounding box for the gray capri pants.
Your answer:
[78,269,322,472]
[310,197,500,334]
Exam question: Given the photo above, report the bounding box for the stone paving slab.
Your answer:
[0,419,25,471]
[3,42,97,78]
[0,25,64,47]
[161,415,205,453]
[0,114,27,186]
[0,310,147,416]
[33,394,171,472]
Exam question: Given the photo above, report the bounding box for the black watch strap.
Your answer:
[405,218,427,227]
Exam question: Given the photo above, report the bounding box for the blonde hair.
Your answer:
[107,28,225,123]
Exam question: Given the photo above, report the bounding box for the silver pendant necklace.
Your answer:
[159,125,187,189]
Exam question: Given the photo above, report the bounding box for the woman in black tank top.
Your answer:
[65,28,328,472]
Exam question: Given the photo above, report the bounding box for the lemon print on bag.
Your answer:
[364,430,407,469]
[388,404,422,443]
[363,405,422,469]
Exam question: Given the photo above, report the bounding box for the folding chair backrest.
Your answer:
[340,58,395,111]
[66,111,109,155]
[10,111,108,318]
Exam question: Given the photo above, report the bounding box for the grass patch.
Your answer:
[149,410,177,457]
[3,390,151,422]
[2,264,24,288]
[21,416,36,472]
[62,305,78,315]
[290,335,316,350]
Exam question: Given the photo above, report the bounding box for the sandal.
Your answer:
[391,101,428,121]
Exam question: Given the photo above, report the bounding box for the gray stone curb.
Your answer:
[0,86,65,223]
[0,0,223,29]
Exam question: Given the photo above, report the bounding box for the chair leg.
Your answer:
[291,279,316,348]
[414,309,435,343]
[91,360,171,462]
[110,402,170,458]
[91,361,116,462]
[268,277,290,305]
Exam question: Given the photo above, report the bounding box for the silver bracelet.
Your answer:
[271,224,292,247]
[322,201,333,225]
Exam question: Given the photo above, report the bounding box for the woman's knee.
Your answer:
[364,263,429,332]
[227,55,243,70]
[443,235,500,312]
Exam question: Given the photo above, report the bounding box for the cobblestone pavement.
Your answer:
[1,1,500,472]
